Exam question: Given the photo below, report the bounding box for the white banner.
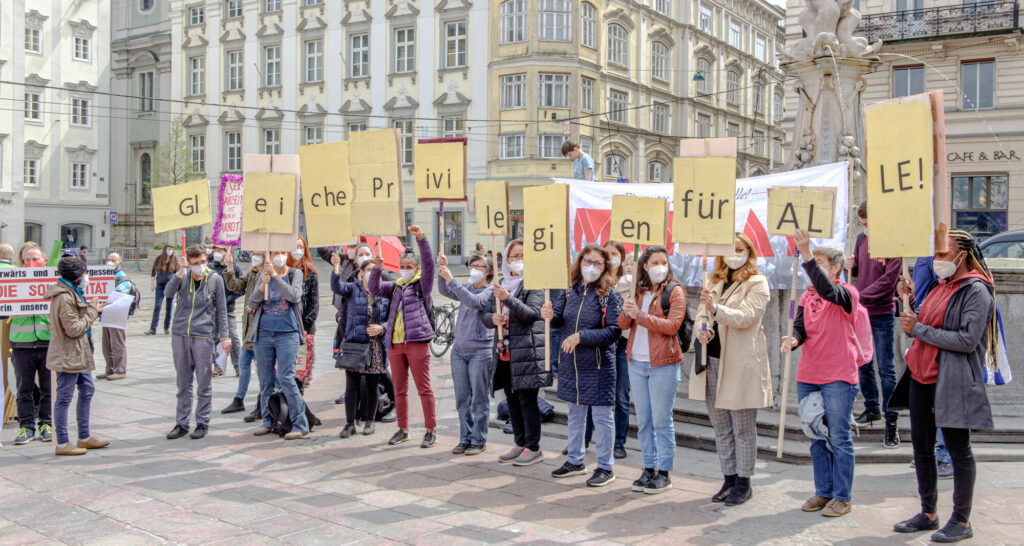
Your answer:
[0,266,117,316]
[558,161,851,288]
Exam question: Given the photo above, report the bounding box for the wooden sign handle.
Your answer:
[491,234,503,341]
[777,260,801,458]
[544,289,551,372]
[901,260,911,312]
[700,248,709,374]
[439,203,446,259]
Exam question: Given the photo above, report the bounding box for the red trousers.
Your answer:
[389,342,435,430]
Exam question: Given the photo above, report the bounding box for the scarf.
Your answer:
[392,269,422,344]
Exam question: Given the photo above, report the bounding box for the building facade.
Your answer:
[487,0,786,240]
[0,1,112,252]
[783,0,1024,242]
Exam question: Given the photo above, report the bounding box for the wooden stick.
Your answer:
[544,288,551,372]
[629,243,640,301]
[700,246,709,373]
[439,203,446,259]
[491,234,504,340]
[900,260,910,311]
[846,161,856,283]
[777,258,801,458]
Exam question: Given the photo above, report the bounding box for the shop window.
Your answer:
[952,174,1008,240]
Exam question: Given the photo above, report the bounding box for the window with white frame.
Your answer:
[500,134,524,159]
[607,89,629,123]
[581,77,594,112]
[581,3,596,48]
[226,0,242,19]
[394,119,414,164]
[73,37,90,61]
[189,134,205,172]
[394,28,415,73]
[304,39,323,82]
[501,0,526,44]
[699,4,713,34]
[648,160,666,182]
[605,154,626,179]
[755,35,767,62]
[264,45,281,86]
[265,0,281,12]
[24,160,39,187]
[651,42,669,81]
[754,81,766,115]
[773,139,783,162]
[729,20,742,49]
[726,70,740,104]
[24,93,41,121]
[500,74,525,109]
[539,0,571,42]
[753,130,765,156]
[539,134,564,158]
[189,56,205,95]
[226,50,244,91]
[71,98,90,126]
[893,65,924,98]
[655,0,670,15]
[304,0,323,5]
[774,91,784,122]
[225,131,242,171]
[444,21,467,68]
[696,58,711,93]
[350,34,368,78]
[303,125,323,145]
[607,24,629,66]
[71,163,89,189]
[442,117,465,137]
[696,113,712,138]
[139,72,155,112]
[962,60,994,110]
[651,102,669,134]
[189,6,205,25]
[539,73,569,108]
[580,137,593,156]
[263,129,280,155]
[726,121,740,138]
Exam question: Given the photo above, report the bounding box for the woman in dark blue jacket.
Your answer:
[542,244,622,487]
[332,259,390,438]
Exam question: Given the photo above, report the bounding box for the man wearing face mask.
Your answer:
[97,253,134,381]
[165,246,230,440]
[9,243,54,445]
[208,244,244,377]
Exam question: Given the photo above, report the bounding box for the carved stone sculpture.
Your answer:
[784,0,880,62]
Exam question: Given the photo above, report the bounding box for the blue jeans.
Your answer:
[858,313,898,424]
[585,338,630,447]
[450,346,493,446]
[54,372,94,445]
[149,282,173,332]
[936,428,952,465]
[254,330,307,433]
[568,402,614,471]
[628,359,680,472]
[798,381,857,502]
[234,348,255,400]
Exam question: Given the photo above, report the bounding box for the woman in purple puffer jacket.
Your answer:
[368,226,438,448]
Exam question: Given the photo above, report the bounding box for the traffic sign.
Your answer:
[109,211,118,224]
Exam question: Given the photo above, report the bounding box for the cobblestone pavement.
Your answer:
[0,273,1021,545]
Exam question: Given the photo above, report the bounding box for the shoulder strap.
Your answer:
[660,281,679,314]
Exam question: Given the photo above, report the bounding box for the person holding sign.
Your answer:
[368,226,438,449]
[604,240,632,460]
[288,236,320,392]
[691,234,772,506]
[208,244,244,378]
[9,243,54,446]
[781,230,861,518]
[889,230,996,543]
[220,251,267,420]
[483,240,554,467]
[618,245,687,494]
[542,244,623,488]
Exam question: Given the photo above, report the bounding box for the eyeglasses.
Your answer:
[582,259,605,268]
[468,263,488,271]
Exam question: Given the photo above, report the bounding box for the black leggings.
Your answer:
[345,371,382,425]
[909,379,976,523]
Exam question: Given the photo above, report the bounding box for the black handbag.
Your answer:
[335,342,372,372]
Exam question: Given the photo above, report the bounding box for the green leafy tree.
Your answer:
[152,116,200,191]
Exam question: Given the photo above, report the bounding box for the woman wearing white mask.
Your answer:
[437,252,494,455]
[692,233,772,506]
[220,251,268,420]
[288,236,319,392]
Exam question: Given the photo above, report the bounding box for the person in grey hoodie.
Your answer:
[438,251,495,456]
[165,246,230,441]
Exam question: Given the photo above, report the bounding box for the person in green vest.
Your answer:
[10,242,53,445]
[0,244,14,267]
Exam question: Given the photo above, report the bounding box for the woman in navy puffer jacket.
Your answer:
[542,244,622,488]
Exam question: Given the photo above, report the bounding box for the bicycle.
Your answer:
[429,301,458,358]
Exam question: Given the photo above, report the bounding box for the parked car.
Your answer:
[979,229,1024,259]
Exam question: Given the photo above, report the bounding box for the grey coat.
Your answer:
[245,268,305,344]
[166,270,228,339]
[888,277,995,431]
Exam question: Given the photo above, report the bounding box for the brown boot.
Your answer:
[801,495,832,512]
[822,499,852,517]
[77,437,110,450]
[106,373,126,381]
[55,443,87,456]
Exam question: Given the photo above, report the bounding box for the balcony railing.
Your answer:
[857,1,1019,43]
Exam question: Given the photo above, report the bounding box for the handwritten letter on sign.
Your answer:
[349,129,404,235]
[299,141,356,246]
[767,186,836,238]
[152,179,212,233]
[610,195,668,247]
[415,141,466,201]
[523,184,569,290]
[672,156,737,247]
[242,173,297,234]
[475,180,509,236]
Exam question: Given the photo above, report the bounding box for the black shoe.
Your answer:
[143,330,155,336]
[220,397,245,414]
[379,409,397,423]
[644,471,673,495]
[551,461,587,479]
[243,405,261,423]
[189,425,208,439]
[164,328,170,335]
[388,430,409,445]
[421,432,436,448]
[712,474,738,503]
[894,513,940,534]
[586,468,615,487]
[166,425,188,440]
[452,442,468,455]
[854,409,882,426]
[339,423,357,439]
[613,445,627,459]
[632,468,657,492]
[723,476,752,506]
[884,422,900,449]
[932,520,973,543]
[362,423,375,436]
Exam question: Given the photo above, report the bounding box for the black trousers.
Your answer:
[505,384,541,452]
[910,379,976,524]
[12,347,51,430]
[345,371,382,424]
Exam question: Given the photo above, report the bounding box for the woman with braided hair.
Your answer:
[890,229,996,543]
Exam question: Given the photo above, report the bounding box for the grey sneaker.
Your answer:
[512,448,544,466]
[14,427,33,445]
[38,424,53,442]
[499,446,524,463]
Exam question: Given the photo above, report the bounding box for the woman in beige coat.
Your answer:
[691,233,772,506]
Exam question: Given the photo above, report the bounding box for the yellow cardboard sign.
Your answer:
[672,156,736,246]
[152,179,211,233]
[865,96,935,257]
[610,195,668,247]
[299,141,356,246]
[414,141,466,200]
[766,186,836,238]
[349,129,404,235]
[523,184,569,290]
[475,180,509,236]
[243,172,297,234]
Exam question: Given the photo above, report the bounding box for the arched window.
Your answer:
[696,58,711,94]
[648,160,667,182]
[500,0,526,44]
[726,70,740,104]
[607,23,629,66]
[605,154,626,179]
[140,0,155,11]
[581,3,596,48]
[651,42,669,81]
[139,152,152,204]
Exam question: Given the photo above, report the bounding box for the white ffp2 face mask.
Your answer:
[400,269,415,282]
[468,269,485,284]
[251,255,263,267]
[581,265,601,283]
[724,253,747,270]
[508,260,523,275]
[165,249,174,256]
[647,265,668,284]
[190,264,206,276]
[610,257,621,268]
[212,251,224,263]
[291,250,304,261]
[271,255,287,268]
[933,252,964,280]
[357,255,373,267]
